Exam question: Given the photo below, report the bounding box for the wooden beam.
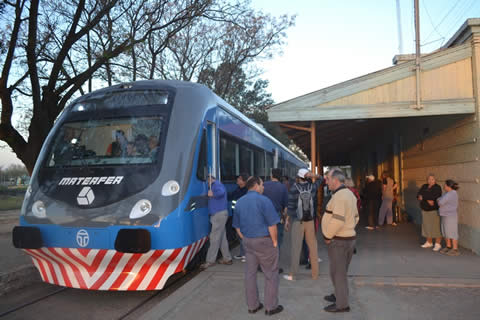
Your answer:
[279,123,313,132]
[269,99,475,122]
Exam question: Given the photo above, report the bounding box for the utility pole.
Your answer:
[396,0,403,54]
[413,0,423,110]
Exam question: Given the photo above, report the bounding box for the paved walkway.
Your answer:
[0,210,39,295]
[140,223,480,320]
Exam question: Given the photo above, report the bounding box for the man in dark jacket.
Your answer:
[363,174,382,230]
[263,168,288,273]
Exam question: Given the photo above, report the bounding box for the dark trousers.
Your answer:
[367,199,379,227]
[226,216,237,242]
[277,222,284,250]
[243,237,279,311]
[327,239,356,309]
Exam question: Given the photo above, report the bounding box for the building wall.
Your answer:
[322,58,473,106]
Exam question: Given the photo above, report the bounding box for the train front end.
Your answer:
[12,82,208,291]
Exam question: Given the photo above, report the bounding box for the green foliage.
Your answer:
[0,195,24,211]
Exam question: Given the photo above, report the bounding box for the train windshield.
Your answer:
[45,116,165,167]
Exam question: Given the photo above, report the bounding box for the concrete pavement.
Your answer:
[139,223,480,320]
[0,210,39,296]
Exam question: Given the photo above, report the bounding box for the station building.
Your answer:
[267,19,480,254]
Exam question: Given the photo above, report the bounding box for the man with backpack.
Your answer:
[283,168,323,281]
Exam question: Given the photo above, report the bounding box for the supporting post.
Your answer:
[310,121,316,177]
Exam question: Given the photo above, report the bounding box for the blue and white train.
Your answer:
[12,80,306,290]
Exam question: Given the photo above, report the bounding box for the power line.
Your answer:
[422,0,444,43]
[424,0,462,42]
[441,0,478,46]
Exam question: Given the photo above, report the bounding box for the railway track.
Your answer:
[0,268,201,319]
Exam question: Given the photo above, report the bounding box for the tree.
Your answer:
[0,0,296,173]
[0,0,211,174]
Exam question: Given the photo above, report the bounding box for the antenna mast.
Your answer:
[396,0,403,54]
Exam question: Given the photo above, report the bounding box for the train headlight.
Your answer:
[129,199,152,219]
[74,104,85,112]
[161,180,180,196]
[32,200,47,218]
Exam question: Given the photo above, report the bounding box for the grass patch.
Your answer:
[0,195,24,211]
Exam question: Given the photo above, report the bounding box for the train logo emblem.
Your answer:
[77,187,95,205]
[76,229,89,247]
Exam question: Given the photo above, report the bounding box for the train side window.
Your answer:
[265,152,274,177]
[220,134,237,181]
[254,149,265,178]
[239,144,253,175]
[197,130,207,181]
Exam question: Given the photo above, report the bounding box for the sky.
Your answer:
[1,0,480,168]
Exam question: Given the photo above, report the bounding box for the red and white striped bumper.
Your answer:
[23,237,207,291]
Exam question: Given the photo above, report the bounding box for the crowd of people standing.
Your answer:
[198,166,461,316]
[201,167,359,315]
[362,171,460,256]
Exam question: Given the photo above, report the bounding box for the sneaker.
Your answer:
[324,294,336,303]
[433,243,442,252]
[365,226,375,230]
[446,249,460,256]
[248,303,263,314]
[283,274,294,281]
[217,259,233,265]
[440,247,451,254]
[265,305,283,316]
[324,303,350,313]
[391,222,397,226]
[200,262,214,269]
[421,242,433,248]
[233,255,245,260]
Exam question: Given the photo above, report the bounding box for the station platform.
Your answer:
[140,223,480,320]
[0,210,39,296]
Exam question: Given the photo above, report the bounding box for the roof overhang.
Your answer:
[266,19,480,165]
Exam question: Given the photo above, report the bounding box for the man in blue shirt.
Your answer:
[201,175,232,269]
[233,176,283,316]
[262,168,288,273]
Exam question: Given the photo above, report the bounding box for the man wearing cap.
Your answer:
[201,175,233,269]
[283,168,323,281]
[322,168,359,313]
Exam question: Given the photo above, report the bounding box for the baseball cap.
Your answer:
[297,168,309,178]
